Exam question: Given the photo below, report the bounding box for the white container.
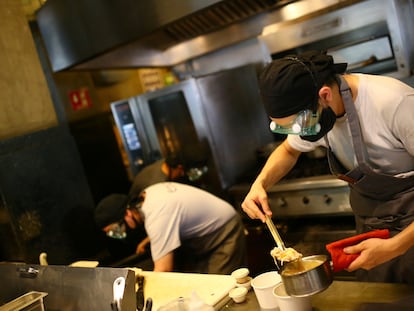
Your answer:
[228,287,248,303]
[231,267,250,284]
[251,271,281,309]
[0,291,48,311]
[235,276,252,291]
[273,283,312,311]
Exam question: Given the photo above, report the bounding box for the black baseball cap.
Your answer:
[259,50,347,118]
[94,193,129,228]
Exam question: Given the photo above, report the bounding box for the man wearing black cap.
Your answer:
[128,154,187,197]
[95,182,247,274]
[242,50,414,283]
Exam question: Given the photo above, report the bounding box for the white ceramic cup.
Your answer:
[273,283,312,311]
[251,271,281,309]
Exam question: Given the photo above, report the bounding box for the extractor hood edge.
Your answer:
[36,0,366,71]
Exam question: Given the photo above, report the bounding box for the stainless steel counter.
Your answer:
[220,281,414,311]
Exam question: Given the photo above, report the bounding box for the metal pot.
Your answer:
[280,255,333,297]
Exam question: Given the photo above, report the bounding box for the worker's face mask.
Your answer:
[269,109,321,136]
[300,106,337,142]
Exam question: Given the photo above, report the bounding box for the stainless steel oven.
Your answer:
[259,0,414,79]
[111,65,273,194]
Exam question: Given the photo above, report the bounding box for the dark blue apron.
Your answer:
[325,76,414,283]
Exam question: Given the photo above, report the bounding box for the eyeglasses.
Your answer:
[106,220,127,239]
[270,109,321,136]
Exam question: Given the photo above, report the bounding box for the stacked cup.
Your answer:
[231,268,252,290]
[229,268,251,303]
[251,271,281,310]
[251,271,312,311]
[273,283,312,311]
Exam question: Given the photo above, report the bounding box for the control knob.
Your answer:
[276,197,287,208]
[323,194,333,205]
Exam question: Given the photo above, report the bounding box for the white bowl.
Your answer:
[229,287,248,303]
[231,267,250,284]
[236,276,252,291]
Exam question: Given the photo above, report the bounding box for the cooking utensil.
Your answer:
[144,298,153,311]
[265,215,287,270]
[265,215,285,250]
[112,276,125,311]
[280,255,333,297]
[136,275,145,311]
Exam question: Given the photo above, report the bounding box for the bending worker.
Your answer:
[242,50,414,283]
[128,155,187,196]
[95,182,247,274]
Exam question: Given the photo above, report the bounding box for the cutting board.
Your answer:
[130,269,236,311]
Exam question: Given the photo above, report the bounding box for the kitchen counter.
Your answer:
[220,281,414,311]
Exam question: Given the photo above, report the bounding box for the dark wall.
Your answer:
[69,113,131,204]
[0,126,104,264]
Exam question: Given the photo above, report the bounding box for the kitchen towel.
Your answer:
[326,229,390,272]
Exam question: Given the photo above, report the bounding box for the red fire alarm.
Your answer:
[69,88,92,111]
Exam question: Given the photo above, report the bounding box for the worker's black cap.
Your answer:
[94,193,128,228]
[259,50,347,118]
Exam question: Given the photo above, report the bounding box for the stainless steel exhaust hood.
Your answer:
[36,0,363,72]
[36,0,294,71]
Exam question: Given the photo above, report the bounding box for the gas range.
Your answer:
[229,174,352,219]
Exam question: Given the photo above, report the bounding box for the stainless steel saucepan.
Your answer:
[280,254,333,297]
[265,215,333,297]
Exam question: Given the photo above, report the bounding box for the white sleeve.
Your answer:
[144,200,182,262]
[286,134,325,152]
[392,94,414,156]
